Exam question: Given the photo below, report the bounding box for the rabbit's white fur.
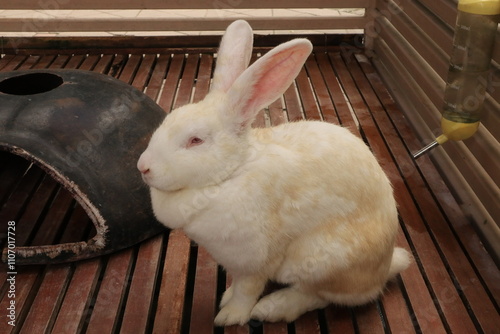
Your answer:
[138,20,411,326]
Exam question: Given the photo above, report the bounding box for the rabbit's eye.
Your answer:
[187,136,204,148]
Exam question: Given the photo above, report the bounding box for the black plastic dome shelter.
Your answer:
[0,69,167,264]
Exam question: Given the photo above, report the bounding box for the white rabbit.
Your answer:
[137,20,411,326]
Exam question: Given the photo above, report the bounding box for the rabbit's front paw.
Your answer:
[251,287,328,323]
[214,300,253,326]
[219,286,233,308]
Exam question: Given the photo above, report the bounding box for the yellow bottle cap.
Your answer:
[458,0,500,15]
[440,117,480,142]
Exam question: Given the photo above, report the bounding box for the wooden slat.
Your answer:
[0,54,17,71]
[323,307,356,333]
[315,52,359,133]
[174,54,200,108]
[305,54,339,124]
[145,54,171,103]
[294,311,321,334]
[0,162,42,227]
[380,279,418,334]
[296,62,322,121]
[50,209,101,334]
[152,230,191,334]
[51,258,101,333]
[85,249,134,333]
[0,55,27,71]
[29,190,75,246]
[121,235,164,334]
[192,53,213,103]
[158,54,185,112]
[0,266,42,334]
[0,16,368,33]
[2,0,370,10]
[189,247,218,334]
[355,304,385,334]
[18,265,71,334]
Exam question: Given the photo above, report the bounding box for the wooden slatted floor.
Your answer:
[0,46,499,334]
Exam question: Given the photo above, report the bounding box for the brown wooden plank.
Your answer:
[85,248,134,333]
[14,175,59,246]
[50,205,101,334]
[0,55,27,71]
[0,266,42,334]
[174,54,200,108]
[121,234,164,334]
[354,53,500,332]
[315,52,358,133]
[0,160,41,226]
[51,258,101,333]
[51,54,70,68]
[152,229,191,334]
[294,311,321,334]
[323,306,356,334]
[0,54,17,70]
[268,98,286,126]
[380,280,417,334]
[295,62,321,121]
[189,246,218,334]
[283,81,303,122]
[18,265,71,334]
[131,54,157,92]
[354,304,385,334]
[119,54,142,84]
[157,54,184,112]
[35,55,57,69]
[64,54,86,69]
[192,53,213,103]
[145,54,171,102]
[262,322,288,334]
[0,168,43,284]
[18,183,89,332]
[29,189,75,246]
[15,55,41,70]
[305,54,339,124]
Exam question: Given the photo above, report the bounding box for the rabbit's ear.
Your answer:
[211,20,254,93]
[226,39,312,129]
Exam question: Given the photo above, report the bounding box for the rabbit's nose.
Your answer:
[137,153,150,174]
